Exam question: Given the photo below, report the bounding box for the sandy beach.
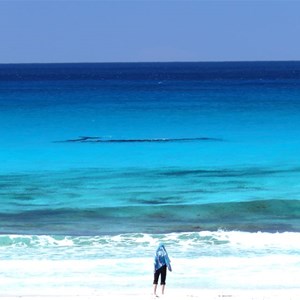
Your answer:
[1,289,300,300]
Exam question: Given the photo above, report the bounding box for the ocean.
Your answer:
[0,62,300,295]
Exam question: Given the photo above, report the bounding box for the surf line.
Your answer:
[54,136,224,143]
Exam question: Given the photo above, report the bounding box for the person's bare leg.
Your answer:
[161,284,165,295]
[153,284,158,297]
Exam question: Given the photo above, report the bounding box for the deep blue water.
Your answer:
[1,61,300,233]
[0,62,300,292]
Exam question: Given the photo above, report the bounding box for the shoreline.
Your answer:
[1,289,300,300]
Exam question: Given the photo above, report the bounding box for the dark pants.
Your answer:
[153,265,167,285]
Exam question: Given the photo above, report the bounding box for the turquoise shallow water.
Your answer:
[0,62,300,292]
[1,167,300,234]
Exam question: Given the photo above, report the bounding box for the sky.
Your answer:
[0,0,300,63]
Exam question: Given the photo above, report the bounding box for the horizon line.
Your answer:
[0,59,300,65]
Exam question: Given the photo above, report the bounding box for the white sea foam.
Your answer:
[1,231,300,256]
[0,231,299,292]
[0,255,299,293]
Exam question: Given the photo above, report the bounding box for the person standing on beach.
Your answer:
[153,243,172,297]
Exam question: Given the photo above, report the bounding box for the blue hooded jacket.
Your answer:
[154,243,172,272]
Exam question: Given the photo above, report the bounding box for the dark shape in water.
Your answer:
[55,136,224,143]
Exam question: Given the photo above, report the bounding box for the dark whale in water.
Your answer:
[54,136,224,143]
